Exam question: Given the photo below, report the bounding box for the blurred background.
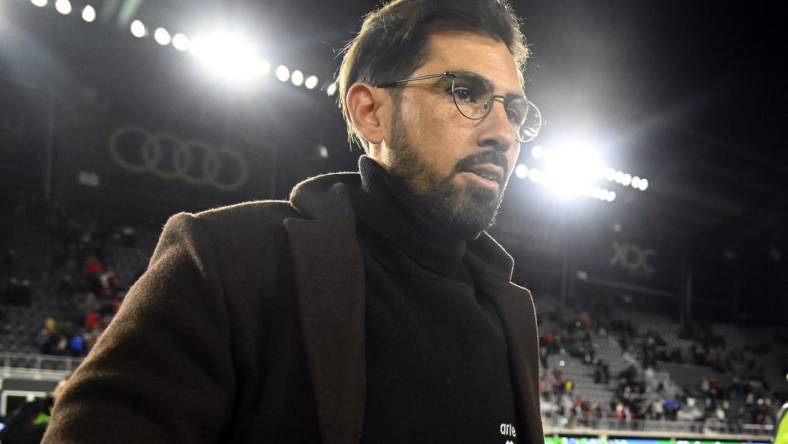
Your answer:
[1,0,786,442]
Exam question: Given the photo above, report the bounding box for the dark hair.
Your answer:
[337,0,529,150]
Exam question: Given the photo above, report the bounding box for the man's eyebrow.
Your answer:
[451,70,525,99]
[505,92,527,102]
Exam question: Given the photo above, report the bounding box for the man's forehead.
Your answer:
[420,31,523,93]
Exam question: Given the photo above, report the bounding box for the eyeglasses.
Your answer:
[376,71,541,143]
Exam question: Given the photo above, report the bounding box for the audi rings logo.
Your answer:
[109,125,249,191]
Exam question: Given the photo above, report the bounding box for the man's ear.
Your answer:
[346,83,389,145]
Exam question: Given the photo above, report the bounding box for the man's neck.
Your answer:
[353,156,468,278]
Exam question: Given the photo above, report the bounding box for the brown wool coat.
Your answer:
[42,173,543,444]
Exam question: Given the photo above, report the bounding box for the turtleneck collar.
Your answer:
[348,156,468,279]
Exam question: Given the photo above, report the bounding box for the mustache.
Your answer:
[453,151,509,178]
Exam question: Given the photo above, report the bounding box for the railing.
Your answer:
[0,352,83,380]
[542,414,774,438]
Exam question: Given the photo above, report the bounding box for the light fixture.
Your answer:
[291,70,304,86]
[326,82,337,96]
[515,164,529,179]
[621,173,632,186]
[81,5,96,22]
[190,33,262,83]
[275,65,290,82]
[531,145,544,160]
[540,141,605,197]
[130,20,146,38]
[54,0,71,15]
[154,28,171,46]
[305,75,319,90]
[172,33,190,51]
[30,0,48,8]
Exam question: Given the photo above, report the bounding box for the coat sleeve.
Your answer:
[42,213,236,444]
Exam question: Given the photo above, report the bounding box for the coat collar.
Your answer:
[285,172,542,444]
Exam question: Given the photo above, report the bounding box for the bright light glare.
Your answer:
[639,178,649,191]
[191,33,262,82]
[255,60,271,75]
[541,141,605,197]
[154,28,171,46]
[172,33,190,51]
[275,65,290,82]
[291,70,304,86]
[326,82,337,96]
[622,173,632,186]
[531,145,544,159]
[305,75,319,90]
[81,5,96,22]
[55,0,71,15]
[515,164,529,179]
[31,0,48,8]
[130,20,146,38]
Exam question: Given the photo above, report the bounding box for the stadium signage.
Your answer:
[108,125,249,191]
[610,241,658,275]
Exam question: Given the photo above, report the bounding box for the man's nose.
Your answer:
[478,97,516,153]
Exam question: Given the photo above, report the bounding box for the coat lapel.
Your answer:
[484,282,544,444]
[466,235,544,444]
[284,216,366,444]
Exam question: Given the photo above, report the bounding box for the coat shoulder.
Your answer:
[161,200,304,260]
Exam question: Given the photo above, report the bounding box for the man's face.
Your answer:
[381,31,523,238]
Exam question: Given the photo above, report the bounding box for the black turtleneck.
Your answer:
[350,157,518,444]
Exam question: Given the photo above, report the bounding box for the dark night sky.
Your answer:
[2,1,787,321]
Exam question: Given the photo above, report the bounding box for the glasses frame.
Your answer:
[375,71,541,143]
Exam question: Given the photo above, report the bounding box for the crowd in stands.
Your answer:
[2,195,143,358]
[2,195,786,437]
[536,297,786,433]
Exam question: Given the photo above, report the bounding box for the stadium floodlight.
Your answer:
[172,33,190,51]
[541,141,605,197]
[326,82,337,96]
[291,70,304,86]
[81,5,96,22]
[54,0,71,15]
[275,65,290,82]
[31,0,48,8]
[621,173,632,186]
[190,33,262,83]
[305,75,319,90]
[154,28,171,46]
[515,164,529,179]
[130,20,146,38]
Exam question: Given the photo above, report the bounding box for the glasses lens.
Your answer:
[517,100,542,143]
[451,75,492,120]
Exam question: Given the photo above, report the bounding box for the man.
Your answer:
[43,0,543,443]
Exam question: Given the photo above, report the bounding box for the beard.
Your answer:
[384,109,510,240]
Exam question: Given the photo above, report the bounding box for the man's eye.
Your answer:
[506,106,526,124]
[452,87,474,102]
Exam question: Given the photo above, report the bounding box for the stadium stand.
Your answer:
[1,195,785,439]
